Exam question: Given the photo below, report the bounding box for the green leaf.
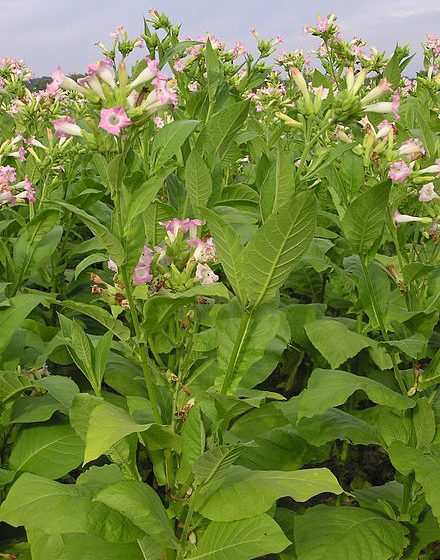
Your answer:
[0,293,47,355]
[193,444,246,484]
[388,442,440,523]
[216,299,282,393]
[35,376,80,409]
[95,480,176,547]
[10,395,61,423]
[0,473,142,542]
[305,319,371,368]
[69,320,95,388]
[342,181,391,256]
[298,369,414,421]
[199,101,249,157]
[62,534,144,560]
[9,422,84,479]
[93,331,113,389]
[177,405,205,483]
[152,119,199,170]
[260,145,294,221]
[295,408,383,446]
[189,514,290,559]
[204,208,246,303]
[244,192,317,307]
[59,301,130,341]
[0,468,15,486]
[83,401,169,464]
[205,38,222,101]
[294,505,409,560]
[74,254,107,280]
[51,200,125,266]
[185,149,212,210]
[0,372,35,403]
[125,176,164,225]
[418,347,440,391]
[195,466,344,521]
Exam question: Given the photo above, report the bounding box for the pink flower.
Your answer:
[129,58,159,90]
[0,165,16,188]
[53,117,82,138]
[302,24,312,35]
[188,81,200,93]
[22,177,36,202]
[193,237,216,263]
[173,59,186,73]
[398,138,425,161]
[99,107,131,136]
[195,263,219,285]
[312,85,329,99]
[391,91,400,120]
[159,218,188,242]
[255,104,263,112]
[153,116,165,129]
[18,146,27,162]
[419,182,439,202]
[183,219,204,238]
[388,161,411,183]
[133,246,153,285]
[108,259,118,273]
[418,159,440,178]
[46,66,65,94]
[394,210,431,224]
[376,120,394,139]
[362,78,392,105]
[231,41,246,57]
[316,18,330,33]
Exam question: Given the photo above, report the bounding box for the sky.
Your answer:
[0,0,439,76]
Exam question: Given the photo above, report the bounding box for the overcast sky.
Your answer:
[1,0,439,76]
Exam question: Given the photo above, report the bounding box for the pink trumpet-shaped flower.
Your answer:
[133,246,153,285]
[53,117,83,138]
[376,120,394,139]
[99,107,131,136]
[388,161,411,183]
[393,210,431,224]
[398,138,425,160]
[419,182,439,202]
[108,259,118,273]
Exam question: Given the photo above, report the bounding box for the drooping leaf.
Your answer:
[298,369,414,421]
[195,466,344,521]
[0,294,47,355]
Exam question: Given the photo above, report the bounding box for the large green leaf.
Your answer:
[185,149,212,210]
[195,466,344,521]
[298,369,414,421]
[62,534,144,560]
[95,480,176,549]
[295,408,383,446]
[9,422,84,479]
[260,145,294,221]
[243,192,317,307]
[199,101,249,157]
[305,319,371,369]
[0,293,47,355]
[0,473,142,542]
[341,181,391,256]
[189,514,290,559]
[152,119,199,170]
[215,299,282,393]
[125,175,164,225]
[204,208,246,302]
[294,505,409,560]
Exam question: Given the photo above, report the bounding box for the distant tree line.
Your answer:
[28,74,85,92]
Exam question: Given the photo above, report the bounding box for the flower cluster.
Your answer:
[0,165,35,206]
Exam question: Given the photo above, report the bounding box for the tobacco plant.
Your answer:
[0,10,439,560]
